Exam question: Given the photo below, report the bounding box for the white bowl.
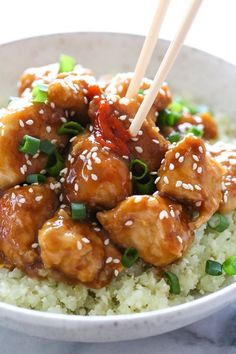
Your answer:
[0,32,236,342]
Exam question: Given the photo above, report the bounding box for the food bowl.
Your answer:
[0,32,236,342]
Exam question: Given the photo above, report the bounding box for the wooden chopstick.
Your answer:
[126,0,171,99]
[129,0,203,137]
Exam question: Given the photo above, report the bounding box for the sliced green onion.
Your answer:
[159,109,181,126]
[19,135,40,155]
[40,140,56,155]
[71,203,87,220]
[134,175,155,195]
[222,256,236,276]
[186,126,203,137]
[121,248,139,268]
[169,101,184,113]
[26,174,46,184]
[164,271,181,294]
[46,150,64,177]
[138,89,144,95]
[32,84,48,103]
[207,213,229,233]
[59,54,76,73]
[57,121,84,136]
[130,159,148,181]
[167,132,180,144]
[205,260,223,276]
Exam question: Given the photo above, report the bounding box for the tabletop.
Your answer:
[1,0,236,353]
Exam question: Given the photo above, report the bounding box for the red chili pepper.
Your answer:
[93,99,130,156]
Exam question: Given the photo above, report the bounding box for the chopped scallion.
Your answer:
[159,109,181,126]
[40,140,56,155]
[19,135,40,155]
[186,126,203,137]
[138,89,144,95]
[57,121,84,136]
[164,271,181,294]
[205,260,223,276]
[121,248,139,268]
[46,150,64,177]
[26,174,46,184]
[207,213,229,233]
[167,132,180,143]
[222,256,236,276]
[130,159,148,181]
[71,203,87,220]
[59,54,76,73]
[32,84,48,103]
[134,175,155,195]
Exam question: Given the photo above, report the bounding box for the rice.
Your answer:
[0,112,235,315]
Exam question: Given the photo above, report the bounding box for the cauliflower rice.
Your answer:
[0,111,235,315]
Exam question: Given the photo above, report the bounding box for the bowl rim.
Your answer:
[0,31,236,322]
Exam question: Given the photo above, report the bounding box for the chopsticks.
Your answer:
[125,0,171,99]
[129,0,203,137]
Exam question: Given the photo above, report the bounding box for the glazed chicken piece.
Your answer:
[0,184,58,276]
[38,209,122,288]
[157,135,223,228]
[97,195,194,267]
[207,142,236,213]
[175,112,218,140]
[89,96,169,172]
[0,102,67,190]
[105,72,172,112]
[18,62,92,96]
[63,133,132,210]
[47,74,96,119]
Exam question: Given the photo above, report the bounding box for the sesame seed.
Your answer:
[197,167,203,174]
[195,185,202,191]
[135,146,143,154]
[77,241,82,250]
[131,137,139,142]
[29,188,33,193]
[155,176,160,184]
[18,197,26,204]
[122,155,129,160]
[106,257,113,264]
[134,196,142,203]
[193,163,198,170]
[91,174,98,181]
[35,196,43,202]
[84,97,88,104]
[50,102,55,109]
[39,109,44,115]
[193,155,199,162]
[114,270,119,277]
[195,201,202,207]
[74,183,79,192]
[170,209,175,217]
[152,139,160,144]
[138,130,143,136]
[159,210,168,220]
[20,167,25,175]
[178,156,184,163]
[94,227,101,232]
[175,152,180,159]
[176,180,182,187]
[176,236,183,244]
[163,176,169,184]
[104,239,110,246]
[31,243,39,249]
[60,117,67,123]
[51,139,57,144]
[113,259,120,264]
[169,163,174,170]
[19,120,24,127]
[125,220,133,226]
[46,126,52,133]
[182,183,190,190]
[70,136,76,143]
[198,146,203,153]
[26,119,34,125]
[82,237,90,244]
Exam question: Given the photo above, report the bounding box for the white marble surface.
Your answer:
[0,304,235,353]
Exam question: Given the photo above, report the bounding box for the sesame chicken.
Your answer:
[39,209,122,288]
[63,133,132,210]
[157,135,223,228]
[97,195,194,267]
[206,142,236,213]
[0,184,58,276]
[0,102,67,190]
